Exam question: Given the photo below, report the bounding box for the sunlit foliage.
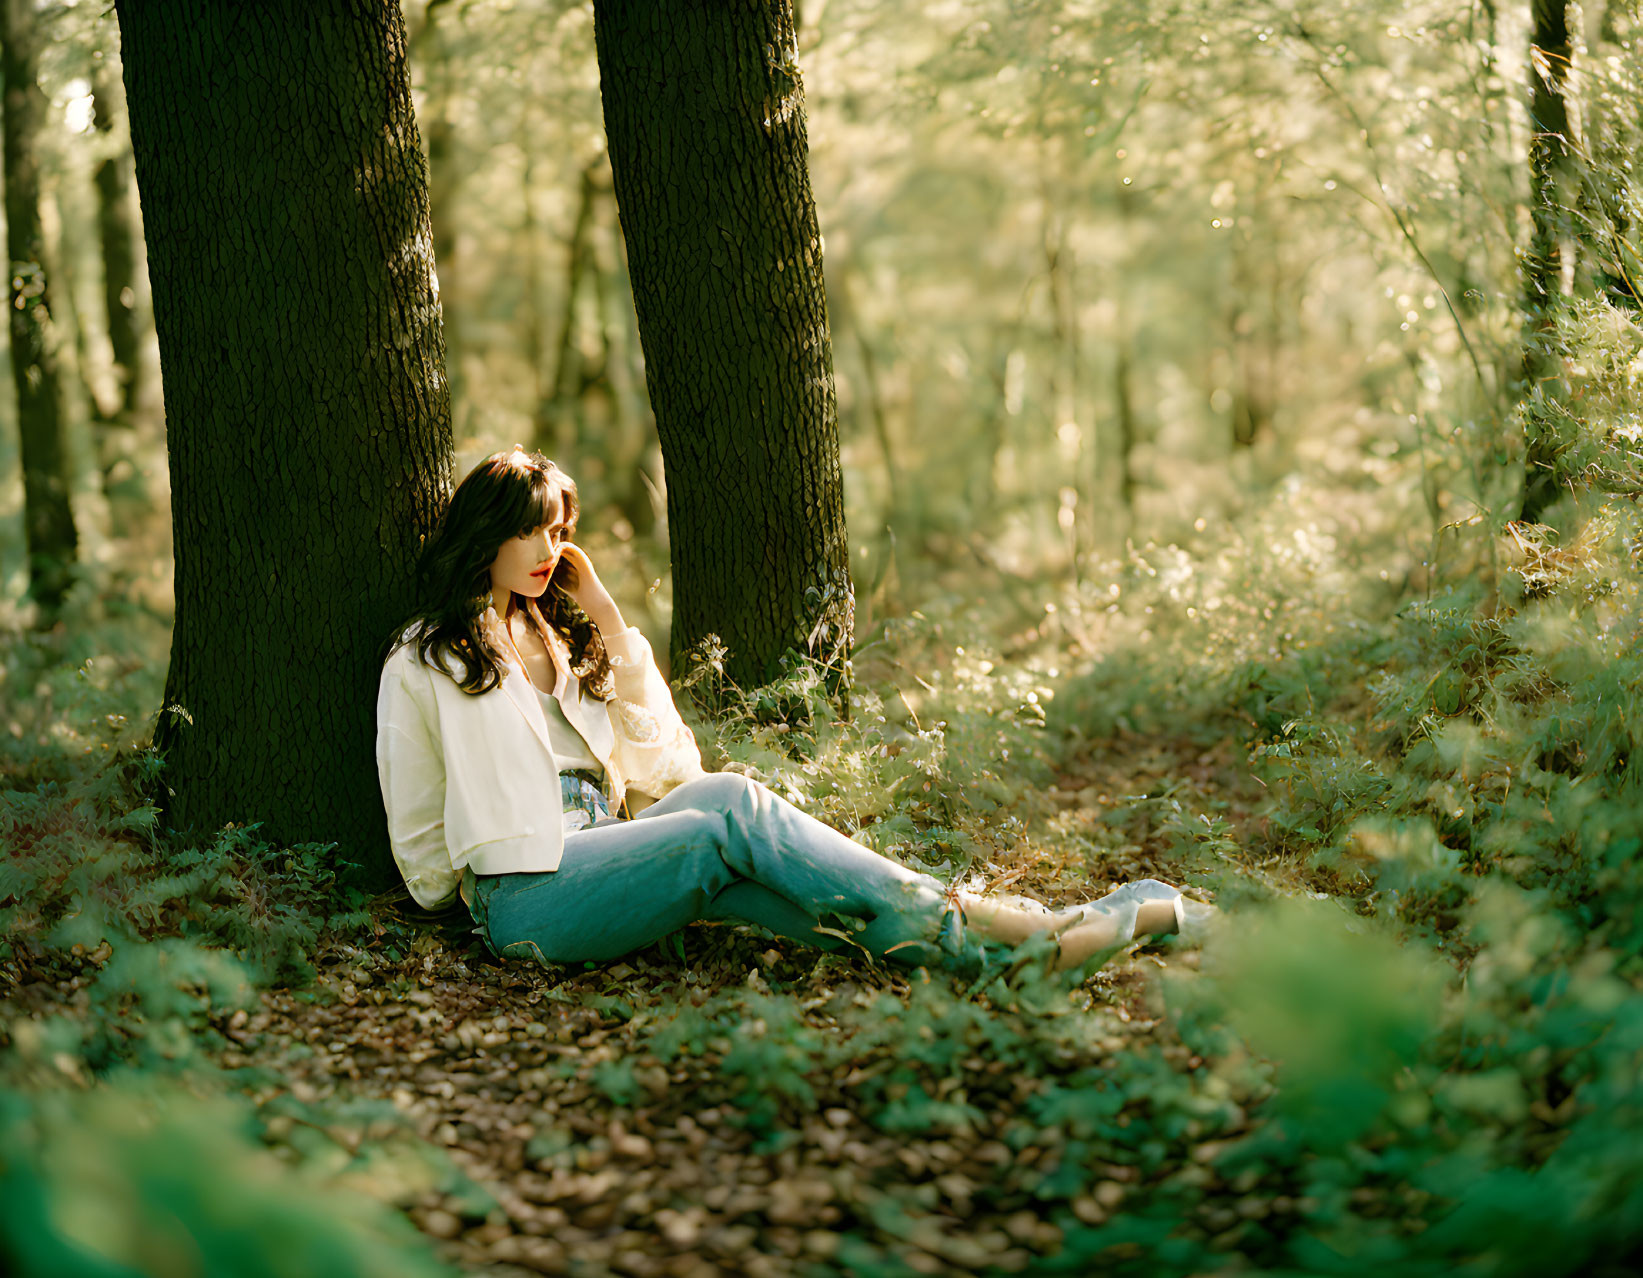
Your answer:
[5,0,1643,1272]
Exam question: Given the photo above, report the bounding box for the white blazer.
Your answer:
[375,602,705,909]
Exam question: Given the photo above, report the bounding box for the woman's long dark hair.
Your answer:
[393,450,612,698]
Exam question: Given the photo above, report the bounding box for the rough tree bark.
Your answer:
[115,0,453,873]
[592,0,853,688]
[1519,0,1576,523]
[1,0,78,622]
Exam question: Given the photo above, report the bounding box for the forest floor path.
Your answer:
[216,730,1278,1277]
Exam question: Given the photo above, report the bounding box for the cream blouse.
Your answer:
[537,684,600,773]
[376,604,705,909]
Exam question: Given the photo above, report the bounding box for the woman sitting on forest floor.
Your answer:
[376,448,1213,976]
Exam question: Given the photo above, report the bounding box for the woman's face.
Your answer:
[487,488,573,606]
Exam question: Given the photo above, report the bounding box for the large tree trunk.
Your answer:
[1,0,78,622]
[592,0,853,689]
[115,0,453,873]
[1519,0,1576,523]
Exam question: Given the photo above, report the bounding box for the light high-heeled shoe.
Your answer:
[1059,877,1185,941]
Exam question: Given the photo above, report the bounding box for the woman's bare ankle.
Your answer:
[960,884,1184,970]
[958,891,1059,946]
[1052,916,1122,970]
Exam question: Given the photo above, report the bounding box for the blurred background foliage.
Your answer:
[5,0,1643,1273]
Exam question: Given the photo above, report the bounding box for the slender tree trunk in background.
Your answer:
[1576,1,1631,310]
[832,268,899,519]
[1475,0,1528,407]
[595,178,648,496]
[1114,183,1140,538]
[605,213,659,541]
[522,134,550,450]
[535,157,606,458]
[1043,194,1084,562]
[425,118,462,419]
[115,0,453,875]
[92,64,141,420]
[593,0,853,688]
[1522,0,1574,337]
[90,59,149,530]
[60,201,102,418]
[1519,0,1576,523]
[411,0,465,426]
[979,279,1037,527]
[1114,339,1138,522]
[47,185,98,439]
[1476,0,1503,151]
[1599,0,1622,44]
[1,0,78,622]
[852,323,897,516]
[1229,220,1274,449]
[1265,226,1283,442]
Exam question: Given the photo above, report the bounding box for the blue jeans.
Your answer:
[464,772,991,972]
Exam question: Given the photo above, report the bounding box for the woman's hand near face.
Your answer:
[554,542,625,634]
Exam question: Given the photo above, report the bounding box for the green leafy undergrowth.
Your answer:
[1,622,452,1278]
[1030,477,1643,1272]
[12,445,1643,1274]
[0,1058,451,1278]
[2,746,373,1067]
[685,610,1063,893]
